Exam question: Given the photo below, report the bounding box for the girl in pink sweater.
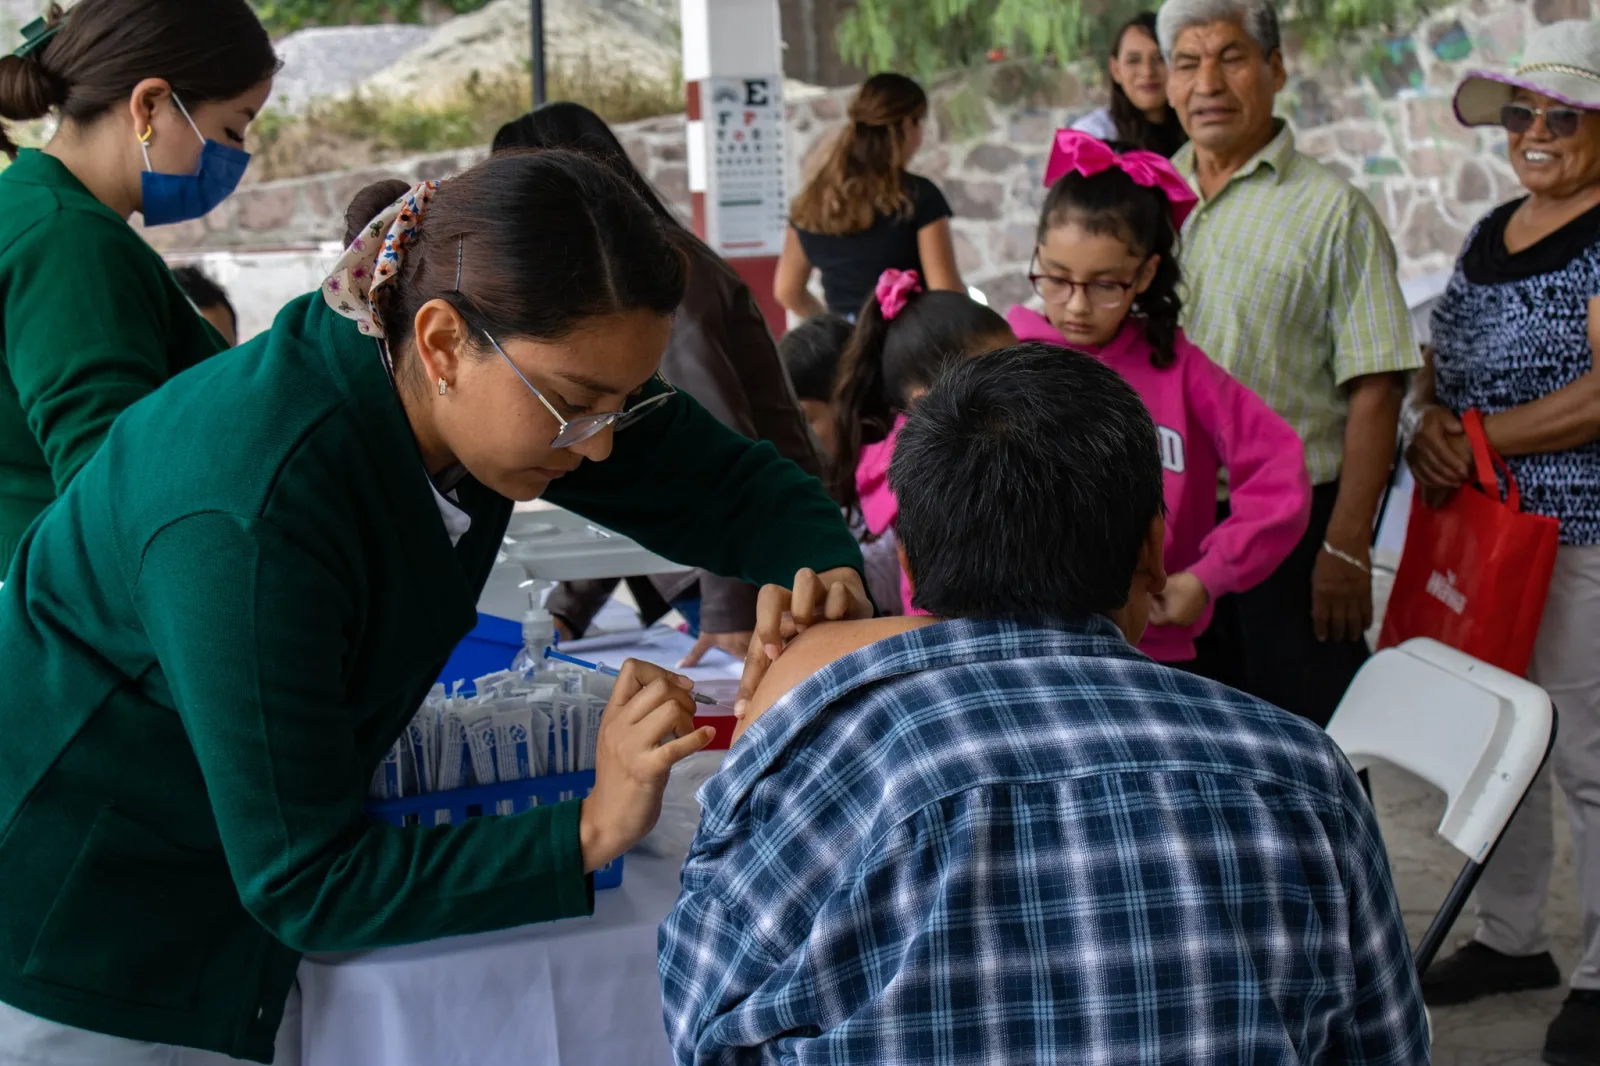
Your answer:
[834,271,1016,615]
[1008,131,1310,663]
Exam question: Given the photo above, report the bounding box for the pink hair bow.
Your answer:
[1043,129,1199,229]
[875,268,923,321]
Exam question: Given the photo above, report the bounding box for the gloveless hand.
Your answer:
[736,567,872,714]
[1311,536,1373,644]
[1149,571,1210,627]
[678,630,753,668]
[579,658,714,873]
[1405,404,1472,492]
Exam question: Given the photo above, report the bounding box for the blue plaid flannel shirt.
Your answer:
[658,617,1428,1065]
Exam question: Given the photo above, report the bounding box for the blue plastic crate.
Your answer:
[438,613,522,695]
[367,769,623,890]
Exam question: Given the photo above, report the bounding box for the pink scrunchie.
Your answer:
[1043,130,1199,229]
[875,268,923,321]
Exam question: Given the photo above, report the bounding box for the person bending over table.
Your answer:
[0,149,868,1064]
[662,345,1428,1064]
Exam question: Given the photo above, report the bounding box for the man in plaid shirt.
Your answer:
[658,346,1428,1064]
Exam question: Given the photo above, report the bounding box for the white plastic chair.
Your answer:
[1326,637,1556,975]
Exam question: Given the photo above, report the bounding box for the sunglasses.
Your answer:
[1501,102,1583,139]
[483,330,675,448]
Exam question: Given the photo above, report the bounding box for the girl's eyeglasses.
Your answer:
[1501,102,1582,139]
[1028,257,1143,309]
[482,330,675,448]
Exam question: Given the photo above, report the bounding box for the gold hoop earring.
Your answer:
[138,124,153,144]
[437,378,449,396]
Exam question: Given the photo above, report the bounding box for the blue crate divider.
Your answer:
[438,613,523,695]
[367,769,623,890]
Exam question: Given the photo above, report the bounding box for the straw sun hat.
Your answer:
[1455,18,1600,125]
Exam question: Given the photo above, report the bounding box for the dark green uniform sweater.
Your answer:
[0,290,861,1061]
[0,149,226,572]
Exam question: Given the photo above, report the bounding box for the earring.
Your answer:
[437,378,448,396]
[138,124,153,144]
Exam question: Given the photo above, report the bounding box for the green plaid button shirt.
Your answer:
[1174,123,1419,485]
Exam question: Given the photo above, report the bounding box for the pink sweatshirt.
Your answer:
[1007,309,1311,662]
[855,414,920,615]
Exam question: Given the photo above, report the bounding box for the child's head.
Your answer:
[171,265,238,347]
[1032,133,1192,368]
[831,270,1015,509]
[778,313,855,459]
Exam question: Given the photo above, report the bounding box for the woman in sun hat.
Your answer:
[1404,19,1600,1061]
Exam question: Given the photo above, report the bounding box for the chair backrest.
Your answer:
[1327,638,1552,862]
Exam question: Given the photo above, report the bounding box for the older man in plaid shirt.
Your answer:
[658,346,1428,1065]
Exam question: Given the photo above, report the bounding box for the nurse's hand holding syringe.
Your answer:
[578,658,714,874]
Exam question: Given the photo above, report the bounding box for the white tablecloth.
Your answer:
[298,851,686,1066]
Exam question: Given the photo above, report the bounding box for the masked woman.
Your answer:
[0,0,276,575]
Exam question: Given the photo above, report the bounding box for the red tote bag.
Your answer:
[1378,410,1560,676]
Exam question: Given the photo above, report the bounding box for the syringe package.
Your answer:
[369,669,609,800]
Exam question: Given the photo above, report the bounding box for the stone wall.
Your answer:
[145,0,1575,311]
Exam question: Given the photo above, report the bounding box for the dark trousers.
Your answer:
[1189,481,1368,728]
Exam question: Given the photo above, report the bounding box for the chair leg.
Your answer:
[1412,710,1561,979]
[1414,858,1484,976]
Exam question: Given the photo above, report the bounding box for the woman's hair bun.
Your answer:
[343,178,413,246]
[0,52,66,160]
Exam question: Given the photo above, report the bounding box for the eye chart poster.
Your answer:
[705,75,787,258]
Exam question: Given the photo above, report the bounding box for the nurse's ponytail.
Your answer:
[0,0,277,160]
[340,150,688,396]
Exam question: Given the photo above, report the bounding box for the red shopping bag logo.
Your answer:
[1424,570,1467,615]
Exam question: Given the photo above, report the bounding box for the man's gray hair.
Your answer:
[1156,0,1281,58]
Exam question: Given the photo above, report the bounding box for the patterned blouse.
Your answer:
[1431,197,1600,545]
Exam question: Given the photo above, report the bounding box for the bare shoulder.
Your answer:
[732,616,937,745]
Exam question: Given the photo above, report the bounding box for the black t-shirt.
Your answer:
[793,173,953,317]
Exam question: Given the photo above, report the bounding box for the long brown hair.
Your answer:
[790,73,927,237]
[0,0,278,160]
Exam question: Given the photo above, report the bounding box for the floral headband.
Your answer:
[1043,130,1199,229]
[875,268,923,321]
[322,180,442,372]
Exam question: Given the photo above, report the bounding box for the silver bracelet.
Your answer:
[1321,540,1371,574]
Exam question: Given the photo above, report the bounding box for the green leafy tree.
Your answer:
[836,0,1434,77]
[249,0,490,37]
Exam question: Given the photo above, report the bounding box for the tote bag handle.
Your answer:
[1462,409,1522,513]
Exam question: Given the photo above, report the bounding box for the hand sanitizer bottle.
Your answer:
[511,579,556,674]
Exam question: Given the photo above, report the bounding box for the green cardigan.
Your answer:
[0,149,226,572]
[0,291,861,1061]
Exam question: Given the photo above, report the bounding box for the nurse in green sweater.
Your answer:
[0,0,278,574]
[0,117,870,1066]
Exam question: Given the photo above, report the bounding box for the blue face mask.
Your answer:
[139,95,251,227]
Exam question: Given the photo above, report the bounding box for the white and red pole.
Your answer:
[681,0,789,335]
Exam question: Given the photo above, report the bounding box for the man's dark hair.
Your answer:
[890,343,1164,618]
[170,265,236,331]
